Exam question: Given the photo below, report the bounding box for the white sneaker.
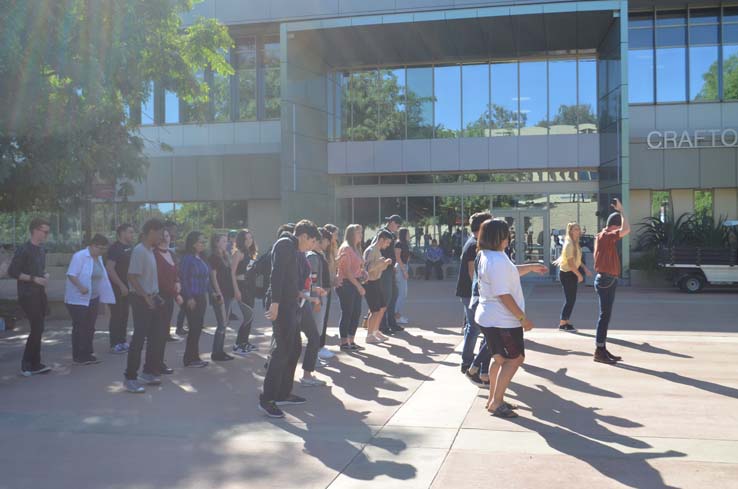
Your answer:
[299,377,327,386]
[397,317,409,325]
[318,347,335,360]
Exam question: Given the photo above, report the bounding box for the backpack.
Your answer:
[246,252,272,300]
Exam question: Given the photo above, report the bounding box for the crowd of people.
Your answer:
[7,198,629,420]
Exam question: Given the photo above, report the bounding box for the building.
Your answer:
[35,1,738,274]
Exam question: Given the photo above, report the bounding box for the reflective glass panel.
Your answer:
[724,44,738,100]
[548,59,577,135]
[462,64,489,137]
[490,62,519,136]
[578,59,598,131]
[224,201,248,229]
[380,197,406,223]
[237,39,257,121]
[262,36,281,119]
[349,70,378,141]
[690,45,719,101]
[435,196,462,258]
[354,197,380,243]
[694,190,713,218]
[519,61,548,135]
[656,47,686,102]
[656,10,686,27]
[165,91,179,124]
[340,72,351,140]
[434,65,461,138]
[406,67,433,139]
[141,82,154,125]
[689,8,719,24]
[407,196,434,253]
[628,49,654,103]
[379,68,406,140]
[212,51,232,122]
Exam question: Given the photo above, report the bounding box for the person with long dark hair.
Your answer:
[179,231,210,368]
[153,228,181,375]
[336,224,366,351]
[231,229,258,355]
[553,222,592,332]
[363,230,394,343]
[318,224,339,360]
[307,227,332,362]
[208,233,236,362]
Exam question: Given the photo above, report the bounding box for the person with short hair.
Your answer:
[106,223,135,354]
[179,231,211,368]
[306,227,332,360]
[377,215,402,335]
[424,239,444,280]
[124,218,165,393]
[363,230,394,343]
[475,219,547,418]
[65,234,116,365]
[318,224,339,360]
[8,218,52,376]
[593,198,630,364]
[554,222,592,332]
[259,219,320,418]
[335,224,367,351]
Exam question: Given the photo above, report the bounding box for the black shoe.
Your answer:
[379,327,395,336]
[211,353,235,361]
[605,349,622,362]
[391,325,404,332]
[275,394,307,406]
[159,364,174,375]
[175,328,188,336]
[350,343,364,351]
[184,360,209,368]
[166,335,181,342]
[559,324,577,332]
[461,365,470,375]
[465,370,486,387]
[21,364,51,376]
[340,344,353,351]
[594,347,616,365]
[258,399,285,418]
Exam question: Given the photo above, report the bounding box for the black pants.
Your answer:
[125,295,162,380]
[262,301,301,402]
[19,291,47,370]
[595,273,618,347]
[108,291,129,347]
[183,294,207,364]
[235,287,255,346]
[66,298,100,362]
[379,271,398,331]
[299,303,320,372]
[176,305,187,330]
[559,271,579,321]
[425,260,443,280]
[336,284,361,339]
[152,294,174,370]
[320,290,332,347]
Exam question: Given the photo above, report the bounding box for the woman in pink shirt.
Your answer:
[335,224,367,351]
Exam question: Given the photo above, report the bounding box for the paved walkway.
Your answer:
[0,281,737,489]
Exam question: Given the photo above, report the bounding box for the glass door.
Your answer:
[494,210,550,279]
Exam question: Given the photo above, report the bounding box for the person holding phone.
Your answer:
[209,233,236,362]
[593,198,630,364]
[179,231,211,368]
[553,222,592,332]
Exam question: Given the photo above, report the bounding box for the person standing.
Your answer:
[335,224,366,351]
[179,232,211,368]
[554,222,592,332]
[306,228,332,359]
[318,224,339,360]
[457,212,492,374]
[377,215,402,335]
[65,234,116,365]
[593,198,630,364]
[394,228,411,325]
[363,230,393,343]
[475,219,547,418]
[8,218,52,376]
[425,240,444,280]
[209,233,236,362]
[231,229,258,355]
[153,228,181,375]
[259,220,320,418]
[297,248,326,386]
[106,223,135,354]
[124,218,165,393]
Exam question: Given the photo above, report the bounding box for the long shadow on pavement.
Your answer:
[521,363,622,398]
[615,363,738,399]
[573,332,693,359]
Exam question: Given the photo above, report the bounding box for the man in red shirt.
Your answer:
[593,198,630,364]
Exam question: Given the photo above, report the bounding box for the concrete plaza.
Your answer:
[0,280,737,489]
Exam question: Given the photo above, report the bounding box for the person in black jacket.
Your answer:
[259,219,320,418]
[7,218,52,376]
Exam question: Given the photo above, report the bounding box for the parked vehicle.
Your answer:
[658,246,738,293]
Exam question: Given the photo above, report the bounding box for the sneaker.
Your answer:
[391,325,405,332]
[350,343,364,351]
[594,347,617,365]
[124,379,145,393]
[318,347,335,360]
[460,364,470,375]
[299,377,327,386]
[397,316,409,325]
[110,343,128,354]
[83,356,102,365]
[166,335,182,342]
[258,399,285,418]
[232,344,251,356]
[379,327,394,336]
[139,372,162,385]
[159,364,174,375]
[340,343,353,351]
[211,353,235,361]
[315,358,329,369]
[559,324,577,332]
[21,364,52,377]
[184,360,209,368]
[275,394,307,406]
[245,343,258,352]
[466,370,486,387]
[175,328,188,337]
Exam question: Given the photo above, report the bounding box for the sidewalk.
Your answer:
[0,281,736,488]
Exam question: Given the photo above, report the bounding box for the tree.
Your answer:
[0,0,233,241]
[696,53,738,101]
[464,105,527,137]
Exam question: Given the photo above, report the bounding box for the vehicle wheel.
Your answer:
[679,275,704,293]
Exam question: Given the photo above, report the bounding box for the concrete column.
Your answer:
[671,189,694,219]
[629,190,651,250]
[715,189,738,221]
[248,199,282,253]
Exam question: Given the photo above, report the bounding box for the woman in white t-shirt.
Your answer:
[475,219,547,418]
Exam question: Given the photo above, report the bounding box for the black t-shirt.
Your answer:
[208,253,234,298]
[106,241,132,289]
[395,240,410,265]
[379,226,397,263]
[455,236,477,298]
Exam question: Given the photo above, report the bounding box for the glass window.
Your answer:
[380,197,406,223]
[656,11,687,103]
[519,61,548,135]
[141,82,155,125]
[200,202,224,236]
[339,72,351,140]
[349,70,378,141]
[629,12,655,104]
[578,59,599,132]
[548,59,577,135]
[462,64,490,137]
[181,71,206,123]
[211,51,232,122]
[726,6,738,23]
[237,38,257,121]
[353,175,379,185]
[336,199,353,231]
[224,201,248,229]
[380,175,406,184]
[462,173,491,183]
[262,36,281,120]
[651,191,671,221]
[148,203,175,222]
[490,62,519,136]
[354,197,380,244]
[164,91,179,124]
[173,203,199,245]
[406,66,434,139]
[434,65,461,138]
[578,194,599,240]
[689,11,719,101]
[407,196,435,253]
[379,68,406,140]
[694,190,713,218]
[92,203,116,238]
[407,174,433,184]
[435,196,462,258]
[725,17,738,100]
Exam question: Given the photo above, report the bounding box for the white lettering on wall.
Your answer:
[647,129,738,149]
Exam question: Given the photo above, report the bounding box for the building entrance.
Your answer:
[495,209,550,276]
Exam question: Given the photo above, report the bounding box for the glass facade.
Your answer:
[629,6,738,103]
[332,57,597,141]
[237,38,258,121]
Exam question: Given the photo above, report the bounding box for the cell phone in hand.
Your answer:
[610,198,619,208]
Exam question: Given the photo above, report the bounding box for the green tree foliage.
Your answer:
[0,0,233,218]
[464,105,526,137]
[695,52,738,101]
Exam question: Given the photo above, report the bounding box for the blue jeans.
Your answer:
[595,273,618,347]
[460,297,480,367]
[394,266,408,316]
